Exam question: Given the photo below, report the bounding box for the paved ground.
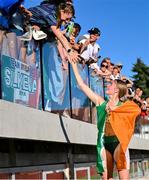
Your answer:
[131,175,149,180]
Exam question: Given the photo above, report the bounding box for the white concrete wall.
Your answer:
[0,100,149,150]
[0,100,97,145]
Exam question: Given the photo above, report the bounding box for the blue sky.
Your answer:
[24,0,149,79]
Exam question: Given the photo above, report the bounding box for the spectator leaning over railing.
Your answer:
[25,1,79,63]
[69,22,81,51]
[77,27,101,67]
[115,63,123,76]
[28,1,81,111]
[54,22,81,117]
[69,59,141,179]
[89,59,111,99]
[97,59,111,78]
[110,66,120,80]
[57,21,81,70]
[102,57,111,69]
[108,62,114,74]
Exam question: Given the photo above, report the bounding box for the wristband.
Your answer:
[67,48,72,53]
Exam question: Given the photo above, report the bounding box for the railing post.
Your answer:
[87,66,92,123]
[0,55,2,99]
[68,146,74,179]
[68,63,73,118]
[39,42,45,111]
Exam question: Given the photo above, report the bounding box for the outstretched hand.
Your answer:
[67,50,81,63]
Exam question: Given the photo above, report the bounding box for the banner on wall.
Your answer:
[70,64,91,122]
[0,55,42,109]
[42,42,71,112]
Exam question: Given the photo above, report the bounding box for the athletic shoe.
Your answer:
[20,31,32,41]
[32,30,47,40]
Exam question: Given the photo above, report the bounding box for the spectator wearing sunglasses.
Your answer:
[90,59,111,79]
[99,60,111,77]
[102,57,111,68]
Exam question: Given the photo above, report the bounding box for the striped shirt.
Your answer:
[28,2,57,29]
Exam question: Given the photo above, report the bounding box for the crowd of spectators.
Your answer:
[0,0,148,121]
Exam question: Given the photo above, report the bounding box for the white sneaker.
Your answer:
[20,31,33,41]
[32,30,47,40]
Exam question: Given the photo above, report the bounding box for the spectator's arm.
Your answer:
[51,25,79,62]
[79,39,90,54]
[97,69,111,77]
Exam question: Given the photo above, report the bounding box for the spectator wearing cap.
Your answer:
[77,27,101,66]
[116,63,123,74]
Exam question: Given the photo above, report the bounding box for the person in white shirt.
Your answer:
[110,66,120,80]
[78,27,101,66]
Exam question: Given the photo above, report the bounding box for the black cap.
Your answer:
[88,27,101,36]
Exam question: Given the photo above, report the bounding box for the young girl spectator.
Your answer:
[57,22,81,70]
[110,66,120,80]
[27,1,79,62]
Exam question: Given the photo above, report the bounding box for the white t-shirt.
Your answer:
[90,63,100,71]
[110,74,120,80]
[78,34,100,61]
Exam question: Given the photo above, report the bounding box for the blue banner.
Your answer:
[0,55,42,109]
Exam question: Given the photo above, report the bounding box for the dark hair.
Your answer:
[88,27,101,36]
[102,57,111,62]
[100,60,108,66]
[74,23,81,32]
[113,66,119,70]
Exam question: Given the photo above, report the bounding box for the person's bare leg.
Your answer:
[118,169,129,180]
[57,41,68,70]
[20,41,27,64]
[106,150,114,180]
[7,32,18,58]
[30,50,36,65]
[0,30,5,53]
[114,144,130,180]
[101,148,108,180]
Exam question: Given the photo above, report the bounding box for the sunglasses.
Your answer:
[101,64,108,68]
